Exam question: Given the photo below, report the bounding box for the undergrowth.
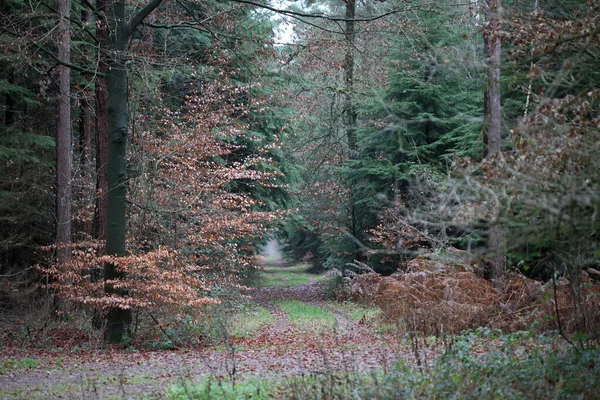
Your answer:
[169,329,600,399]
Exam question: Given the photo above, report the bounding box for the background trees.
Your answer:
[0,0,598,342]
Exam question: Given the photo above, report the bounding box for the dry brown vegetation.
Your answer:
[339,251,600,337]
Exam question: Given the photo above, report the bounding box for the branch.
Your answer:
[37,44,104,77]
[143,20,239,41]
[40,0,99,44]
[231,0,409,22]
[128,0,165,32]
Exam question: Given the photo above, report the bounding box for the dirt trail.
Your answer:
[0,264,405,399]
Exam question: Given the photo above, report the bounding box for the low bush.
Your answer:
[169,330,599,399]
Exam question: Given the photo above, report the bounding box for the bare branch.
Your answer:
[231,0,410,22]
[128,0,165,32]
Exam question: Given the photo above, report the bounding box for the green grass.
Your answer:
[0,357,37,374]
[229,304,275,338]
[198,303,276,342]
[168,378,276,400]
[257,263,326,287]
[273,299,336,330]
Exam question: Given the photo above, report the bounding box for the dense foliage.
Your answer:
[0,0,598,345]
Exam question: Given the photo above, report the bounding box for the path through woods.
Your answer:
[0,250,417,399]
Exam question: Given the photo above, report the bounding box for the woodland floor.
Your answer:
[0,261,420,399]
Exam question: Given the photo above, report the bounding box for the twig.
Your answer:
[149,313,179,349]
[552,273,575,348]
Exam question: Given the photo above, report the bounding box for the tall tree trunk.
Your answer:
[92,0,108,332]
[483,0,505,280]
[103,0,164,343]
[78,0,94,239]
[344,0,360,260]
[104,0,132,343]
[94,0,108,242]
[56,0,72,264]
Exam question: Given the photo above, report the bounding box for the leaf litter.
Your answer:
[0,266,414,399]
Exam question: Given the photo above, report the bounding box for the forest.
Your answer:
[0,0,599,398]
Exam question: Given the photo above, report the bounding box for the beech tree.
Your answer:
[102,0,165,342]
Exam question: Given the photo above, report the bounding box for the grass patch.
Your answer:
[258,263,325,287]
[273,299,336,330]
[197,303,276,343]
[169,377,276,400]
[229,304,275,338]
[0,357,37,374]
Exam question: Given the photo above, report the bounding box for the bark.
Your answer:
[483,0,505,280]
[104,0,131,343]
[344,0,357,154]
[79,97,92,168]
[77,0,94,239]
[483,0,502,157]
[79,0,93,170]
[56,0,72,264]
[103,0,164,343]
[94,0,108,242]
[344,0,360,260]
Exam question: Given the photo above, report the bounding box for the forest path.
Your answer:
[0,261,407,399]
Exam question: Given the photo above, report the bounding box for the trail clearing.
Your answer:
[0,263,411,399]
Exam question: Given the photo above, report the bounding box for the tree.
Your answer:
[95,0,109,243]
[103,0,165,343]
[279,0,396,270]
[56,0,73,265]
[343,1,484,272]
[482,0,505,279]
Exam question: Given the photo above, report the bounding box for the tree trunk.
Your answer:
[94,0,108,243]
[483,0,502,157]
[79,1,93,170]
[344,0,360,260]
[56,0,72,264]
[104,0,132,343]
[79,98,92,168]
[77,0,94,239]
[103,0,164,343]
[344,0,357,154]
[483,0,505,280]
